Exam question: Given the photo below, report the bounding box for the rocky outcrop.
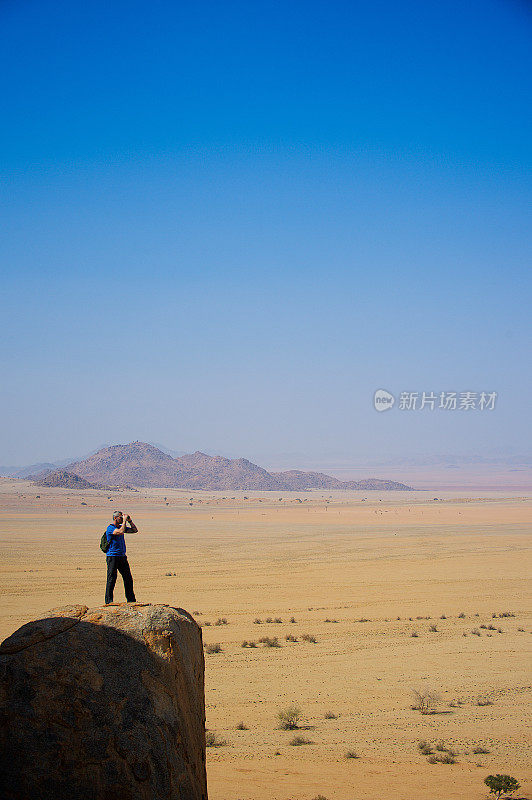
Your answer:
[0,603,207,800]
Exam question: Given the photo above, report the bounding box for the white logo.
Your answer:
[374,389,395,412]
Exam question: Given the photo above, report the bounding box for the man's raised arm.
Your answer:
[126,515,138,533]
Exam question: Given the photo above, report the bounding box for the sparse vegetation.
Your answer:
[418,741,433,755]
[215,617,228,626]
[411,689,440,714]
[484,774,520,798]
[475,697,494,706]
[301,633,317,643]
[241,640,257,648]
[253,618,262,624]
[411,631,419,637]
[204,642,223,654]
[473,746,490,754]
[205,731,227,747]
[429,624,438,632]
[258,636,280,647]
[285,634,298,642]
[324,711,338,719]
[290,735,312,746]
[236,722,248,730]
[345,750,359,759]
[458,612,466,618]
[274,617,283,623]
[472,628,481,636]
[277,705,302,730]
[290,616,297,623]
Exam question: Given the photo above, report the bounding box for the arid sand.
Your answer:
[0,479,530,800]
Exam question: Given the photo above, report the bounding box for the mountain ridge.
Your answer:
[33,441,413,491]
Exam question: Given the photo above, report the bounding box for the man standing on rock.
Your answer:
[104,511,138,604]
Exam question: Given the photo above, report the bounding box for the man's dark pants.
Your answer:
[105,556,136,604]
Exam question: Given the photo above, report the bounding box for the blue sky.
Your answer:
[1,0,531,466]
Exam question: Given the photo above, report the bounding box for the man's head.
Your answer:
[113,510,123,525]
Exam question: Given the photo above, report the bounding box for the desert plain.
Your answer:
[0,479,530,800]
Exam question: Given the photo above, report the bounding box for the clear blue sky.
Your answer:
[1,0,531,466]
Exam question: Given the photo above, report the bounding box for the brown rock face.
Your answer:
[0,603,207,800]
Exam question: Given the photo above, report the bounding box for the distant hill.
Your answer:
[32,470,101,490]
[61,442,413,490]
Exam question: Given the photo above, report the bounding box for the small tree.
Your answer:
[484,774,520,798]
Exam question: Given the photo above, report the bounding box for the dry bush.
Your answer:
[285,634,298,642]
[473,746,490,754]
[236,722,248,730]
[345,750,359,759]
[411,689,440,714]
[205,731,227,747]
[277,705,302,730]
[302,633,317,643]
[290,735,312,746]
[253,618,262,624]
[290,616,297,623]
[215,617,228,626]
[475,697,494,706]
[204,643,223,654]
[258,636,280,647]
[324,711,338,719]
[273,617,283,623]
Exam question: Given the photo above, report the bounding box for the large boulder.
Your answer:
[0,603,207,800]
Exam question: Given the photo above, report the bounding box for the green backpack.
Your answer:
[100,529,110,553]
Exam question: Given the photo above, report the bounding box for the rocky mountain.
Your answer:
[33,470,101,490]
[59,441,413,490]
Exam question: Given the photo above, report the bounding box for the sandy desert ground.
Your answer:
[0,479,530,800]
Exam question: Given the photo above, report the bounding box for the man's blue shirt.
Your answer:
[105,524,126,557]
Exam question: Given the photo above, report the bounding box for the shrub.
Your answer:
[290,616,297,623]
[265,617,273,623]
[429,625,438,632]
[277,705,302,730]
[203,621,211,626]
[473,747,490,754]
[484,774,520,798]
[458,612,466,618]
[247,640,257,647]
[302,633,317,643]
[204,643,222,654]
[418,741,433,755]
[440,614,447,619]
[324,711,338,719]
[205,731,227,747]
[253,618,262,624]
[427,755,438,764]
[345,750,359,759]
[236,722,248,730]
[435,741,447,752]
[355,617,370,623]
[285,634,298,642]
[258,636,280,647]
[476,697,494,706]
[411,631,419,637]
[472,628,481,636]
[312,796,328,800]
[290,735,312,746]
[215,617,228,626]
[438,753,456,764]
[411,689,440,714]
[274,617,283,623]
